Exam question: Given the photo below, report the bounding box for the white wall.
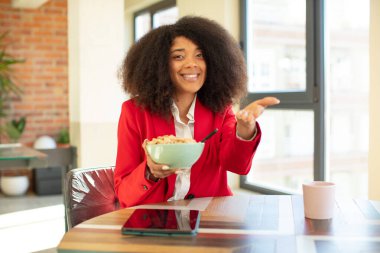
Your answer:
[68,0,126,168]
[177,0,239,38]
[369,0,380,200]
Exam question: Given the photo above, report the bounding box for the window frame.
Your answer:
[133,0,176,41]
[239,0,326,194]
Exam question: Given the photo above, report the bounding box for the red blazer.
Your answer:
[115,98,261,208]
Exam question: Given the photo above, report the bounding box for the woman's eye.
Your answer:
[173,55,184,60]
[196,53,204,58]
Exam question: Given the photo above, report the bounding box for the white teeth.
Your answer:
[183,74,197,78]
[182,74,198,81]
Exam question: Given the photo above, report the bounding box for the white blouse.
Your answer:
[167,96,197,201]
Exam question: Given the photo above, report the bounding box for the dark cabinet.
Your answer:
[33,146,77,195]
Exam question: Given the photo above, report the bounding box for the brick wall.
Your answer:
[0,0,68,145]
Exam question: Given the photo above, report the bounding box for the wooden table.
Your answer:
[57,195,380,253]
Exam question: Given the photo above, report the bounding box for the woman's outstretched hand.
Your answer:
[236,97,280,140]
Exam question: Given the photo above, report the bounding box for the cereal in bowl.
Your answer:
[148,135,196,144]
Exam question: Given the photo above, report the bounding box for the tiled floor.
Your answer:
[0,193,63,214]
[0,193,64,253]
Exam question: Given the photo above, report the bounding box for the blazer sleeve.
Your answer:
[218,105,262,175]
[114,102,166,207]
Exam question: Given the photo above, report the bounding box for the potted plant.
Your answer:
[57,128,70,147]
[0,31,25,143]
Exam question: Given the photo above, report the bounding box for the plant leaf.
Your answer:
[5,122,22,141]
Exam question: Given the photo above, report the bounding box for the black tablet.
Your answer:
[121,209,201,236]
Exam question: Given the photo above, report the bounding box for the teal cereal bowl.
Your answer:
[146,143,205,169]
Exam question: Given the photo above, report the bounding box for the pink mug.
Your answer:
[302,181,336,219]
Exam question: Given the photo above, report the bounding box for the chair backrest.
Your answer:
[64,166,119,230]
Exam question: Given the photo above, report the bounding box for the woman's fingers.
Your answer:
[235,110,248,120]
[152,165,178,178]
[148,162,174,179]
[254,97,280,108]
[161,165,170,170]
[236,110,255,124]
[240,96,280,119]
[143,140,175,179]
[252,106,265,118]
[142,139,149,155]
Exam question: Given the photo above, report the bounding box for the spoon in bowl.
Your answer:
[201,128,218,143]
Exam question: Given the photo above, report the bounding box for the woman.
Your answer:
[115,16,279,208]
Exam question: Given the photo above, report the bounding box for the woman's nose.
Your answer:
[183,57,198,68]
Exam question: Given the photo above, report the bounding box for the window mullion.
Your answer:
[312,0,326,181]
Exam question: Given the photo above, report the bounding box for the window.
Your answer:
[134,0,178,41]
[326,0,369,197]
[241,0,369,197]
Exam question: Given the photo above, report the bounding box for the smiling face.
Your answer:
[169,36,207,99]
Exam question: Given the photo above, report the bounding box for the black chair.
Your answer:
[64,166,119,230]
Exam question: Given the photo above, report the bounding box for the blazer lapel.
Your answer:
[194,99,215,142]
[151,113,175,137]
